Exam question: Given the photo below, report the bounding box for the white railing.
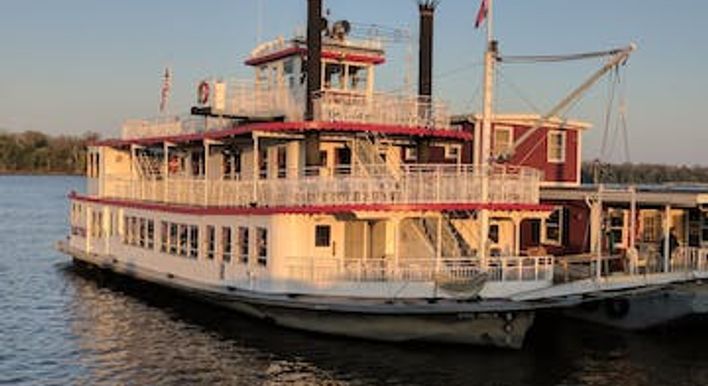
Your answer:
[314,91,452,130]
[210,79,305,121]
[100,164,541,207]
[121,115,232,140]
[673,246,708,272]
[284,256,554,284]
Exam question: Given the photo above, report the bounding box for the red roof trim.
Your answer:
[244,47,385,66]
[93,121,471,147]
[69,192,553,215]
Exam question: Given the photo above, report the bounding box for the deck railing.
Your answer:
[100,164,541,207]
[120,85,455,140]
[284,256,554,283]
[313,91,452,130]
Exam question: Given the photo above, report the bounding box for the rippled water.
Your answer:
[2,175,708,385]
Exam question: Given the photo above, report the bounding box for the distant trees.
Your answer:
[581,161,708,184]
[0,131,98,175]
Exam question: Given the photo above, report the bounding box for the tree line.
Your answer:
[0,130,98,175]
[581,161,708,184]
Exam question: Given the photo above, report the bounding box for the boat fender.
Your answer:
[197,81,210,105]
[604,298,630,319]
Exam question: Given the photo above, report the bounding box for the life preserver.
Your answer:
[604,298,630,319]
[197,81,210,105]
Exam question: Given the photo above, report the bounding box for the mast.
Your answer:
[479,0,495,270]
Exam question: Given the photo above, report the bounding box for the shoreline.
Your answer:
[0,171,83,177]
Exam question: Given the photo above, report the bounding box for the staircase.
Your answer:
[135,151,163,180]
[408,215,475,258]
[349,134,400,178]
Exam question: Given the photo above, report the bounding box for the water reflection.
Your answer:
[59,263,708,386]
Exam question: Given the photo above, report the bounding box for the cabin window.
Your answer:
[489,224,500,244]
[206,225,215,260]
[277,146,287,178]
[324,62,344,90]
[702,213,708,245]
[315,225,331,247]
[347,65,368,92]
[284,58,296,89]
[543,207,563,245]
[547,131,566,163]
[238,226,250,264]
[223,149,241,180]
[493,126,513,158]
[222,226,232,263]
[169,223,178,255]
[179,224,189,256]
[258,149,268,179]
[189,225,199,259]
[147,219,155,250]
[444,144,461,161]
[139,218,146,247]
[404,147,418,162]
[160,221,169,253]
[257,227,268,266]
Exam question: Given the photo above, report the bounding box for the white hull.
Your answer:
[58,240,541,349]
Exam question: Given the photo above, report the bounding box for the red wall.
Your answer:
[509,125,579,185]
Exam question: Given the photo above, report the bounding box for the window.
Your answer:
[222,227,232,263]
[489,224,500,244]
[702,213,708,244]
[189,225,199,259]
[169,223,178,254]
[223,149,241,180]
[277,146,287,179]
[547,130,566,163]
[257,227,268,266]
[259,149,268,179]
[315,225,331,247]
[404,147,418,162]
[160,221,168,252]
[206,226,215,260]
[544,207,563,245]
[147,220,154,250]
[179,225,189,256]
[139,218,146,247]
[324,62,344,90]
[347,65,368,92]
[444,144,461,161]
[238,227,249,264]
[493,126,513,158]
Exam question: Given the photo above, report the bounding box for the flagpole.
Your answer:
[479,0,495,273]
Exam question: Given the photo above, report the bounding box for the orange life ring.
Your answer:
[197,81,210,105]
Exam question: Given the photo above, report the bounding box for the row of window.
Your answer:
[206,226,269,266]
[493,127,567,163]
[159,221,199,259]
[123,216,155,250]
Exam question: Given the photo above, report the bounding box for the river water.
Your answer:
[1,175,707,386]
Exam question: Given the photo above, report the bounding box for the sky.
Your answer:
[1,0,707,165]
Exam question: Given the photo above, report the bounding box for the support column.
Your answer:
[479,210,489,270]
[436,216,443,273]
[204,140,210,206]
[513,215,522,256]
[163,142,170,203]
[252,133,259,203]
[664,204,671,273]
[595,185,604,279]
[85,206,92,254]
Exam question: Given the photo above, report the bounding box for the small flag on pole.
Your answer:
[159,67,171,113]
[475,0,489,29]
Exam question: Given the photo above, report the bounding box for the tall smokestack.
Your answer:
[417,1,438,163]
[418,1,437,98]
[305,0,323,166]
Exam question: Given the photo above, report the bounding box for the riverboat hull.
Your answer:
[57,240,537,349]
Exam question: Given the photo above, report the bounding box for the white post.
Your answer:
[629,186,637,249]
[595,184,604,279]
[436,216,443,274]
[163,142,170,203]
[664,204,671,273]
[513,216,521,256]
[252,133,259,203]
[204,140,210,206]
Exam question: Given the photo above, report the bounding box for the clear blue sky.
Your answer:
[1,0,706,165]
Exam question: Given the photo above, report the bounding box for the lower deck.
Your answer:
[68,198,555,300]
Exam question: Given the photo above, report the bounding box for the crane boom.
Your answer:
[501,43,636,160]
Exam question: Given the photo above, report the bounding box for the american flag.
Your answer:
[159,67,171,113]
[475,0,489,29]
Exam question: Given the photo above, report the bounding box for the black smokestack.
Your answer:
[305,0,323,167]
[417,1,438,163]
[418,1,437,98]
[306,0,322,121]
